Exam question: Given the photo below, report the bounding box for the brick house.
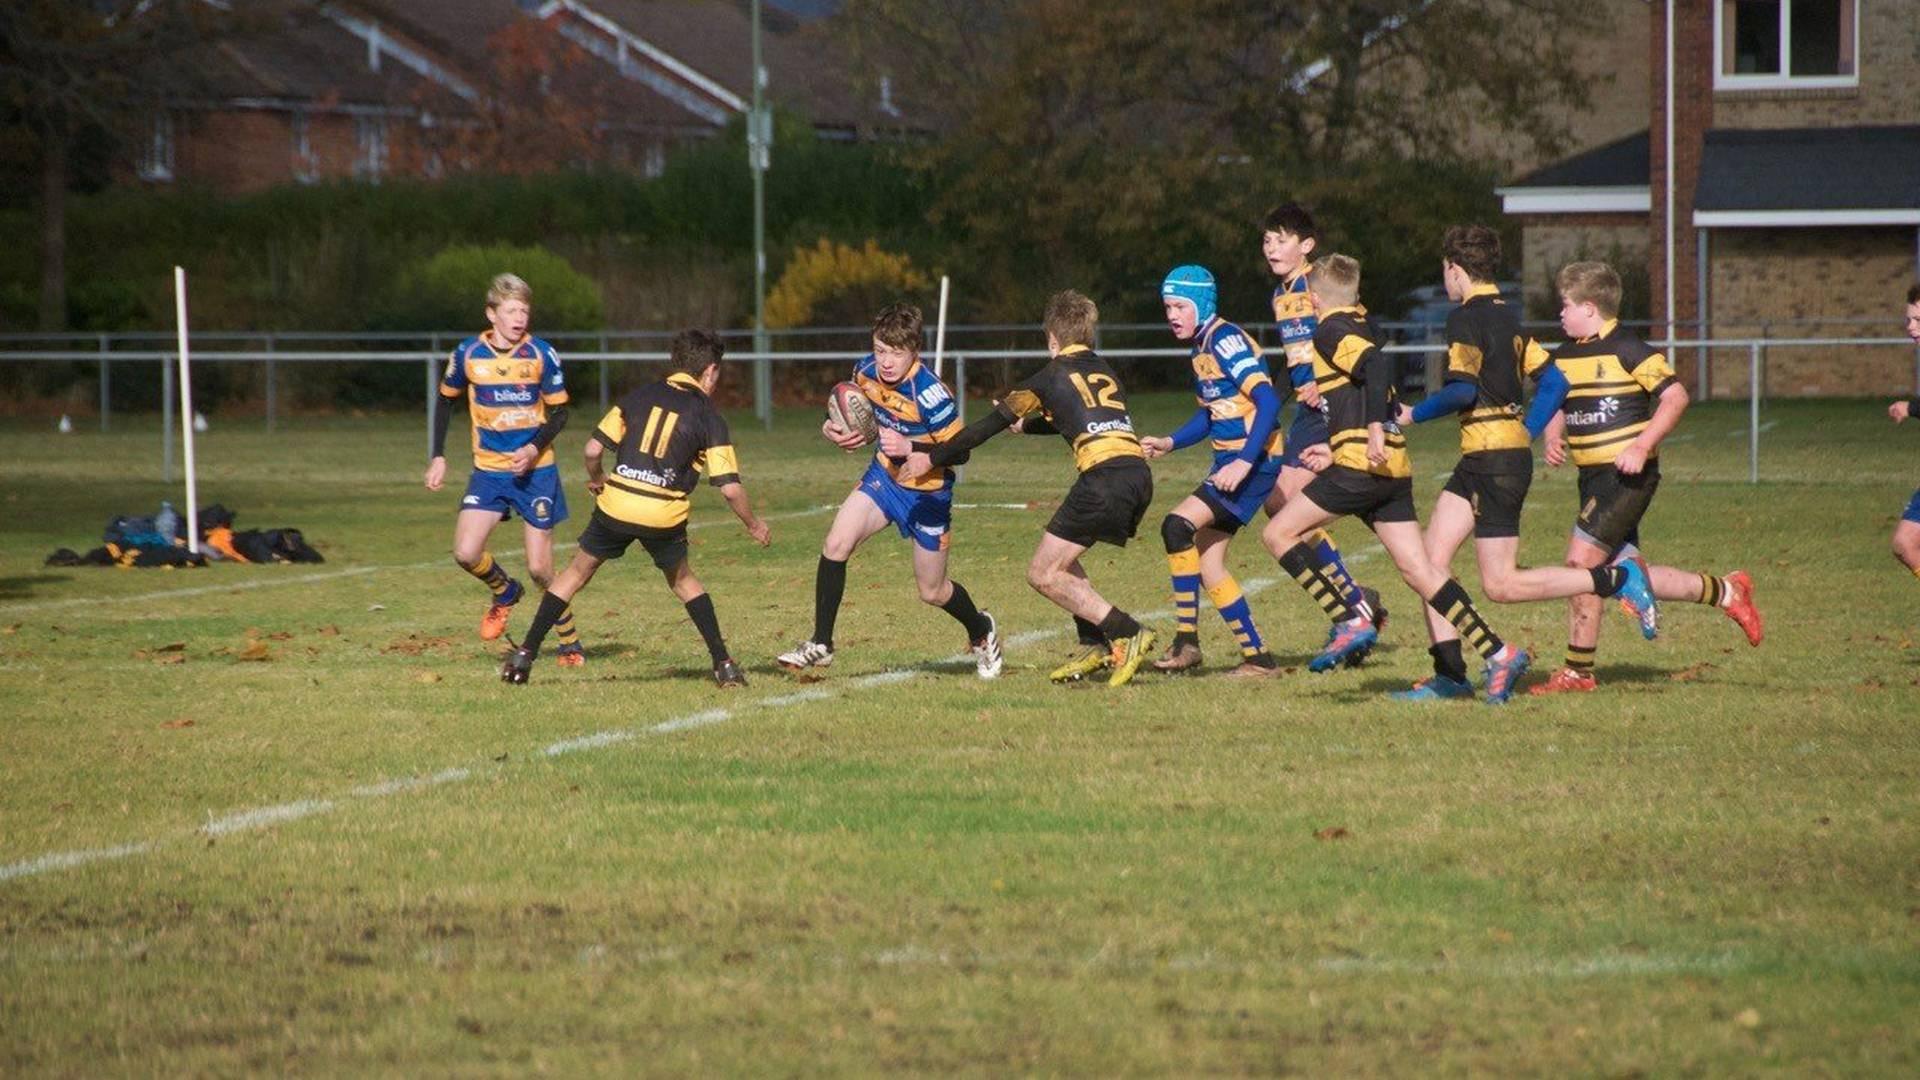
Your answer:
[132,0,908,194]
[1501,0,1920,397]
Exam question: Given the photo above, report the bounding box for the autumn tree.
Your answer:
[835,0,1606,320]
[0,0,247,330]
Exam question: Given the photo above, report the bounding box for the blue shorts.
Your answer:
[1195,452,1283,530]
[1904,488,1920,524]
[857,459,952,552]
[1277,406,1330,469]
[460,465,568,530]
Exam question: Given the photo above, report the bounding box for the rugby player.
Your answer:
[888,290,1158,687]
[1259,254,1533,703]
[777,303,1003,679]
[424,273,583,664]
[1390,227,1656,701]
[1524,261,1762,694]
[1139,265,1284,677]
[501,330,770,687]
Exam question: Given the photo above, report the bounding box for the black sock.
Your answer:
[1589,566,1626,597]
[684,592,729,666]
[1097,607,1141,643]
[1427,578,1506,660]
[1074,616,1104,646]
[939,580,992,640]
[1278,542,1359,622]
[520,591,570,657]
[812,555,847,648]
[1171,630,1200,649]
[1430,640,1468,683]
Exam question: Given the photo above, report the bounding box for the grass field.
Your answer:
[2,392,1917,1075]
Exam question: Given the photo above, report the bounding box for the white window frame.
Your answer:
[291,111,319,184]
[1714,0,1860,91]
[137,112,175,182]
[354,115,387,182]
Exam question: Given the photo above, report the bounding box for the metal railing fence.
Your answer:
[5,333,1917,486]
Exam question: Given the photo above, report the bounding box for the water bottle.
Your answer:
[155,501,180,544]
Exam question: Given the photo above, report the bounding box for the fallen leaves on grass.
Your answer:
[316,625,340,636]
[236,640,274,662]
[1668,661,1714,682]
[414,671,443,684]
[160,718,195,729]
[134,642,188,662]
[1,623,19,635]
[246,628,294,641]
[1314,826,1350,841]
[1734,1008,1761,1029]
[382,634,459,657]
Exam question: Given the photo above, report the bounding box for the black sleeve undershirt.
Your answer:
[430,393,460,460]
[916,407,1015,468]
[530,405,570,452]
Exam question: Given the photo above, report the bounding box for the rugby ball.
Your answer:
[827,381,878,443]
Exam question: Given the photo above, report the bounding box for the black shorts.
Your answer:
[1574,462,1660,553]
[577,508,689,569]
[1442,465,1532,539]
[1302,465,1417,528]
[1047,459,1153,548]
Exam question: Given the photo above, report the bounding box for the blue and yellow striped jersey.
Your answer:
[1270,265,1318,374]
[852,355,964,492]
[441,333,568,473]
[1188,317,1281,458]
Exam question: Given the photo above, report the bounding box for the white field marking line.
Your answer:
[0,843,152,884]
[858,944,1748,979]
[0,503,851,616]
[0,548,1377,885]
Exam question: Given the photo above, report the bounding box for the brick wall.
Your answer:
[168,109,430,193]
[1698,227,1920,398]
[1516,215,1649,317]
[1714,1,1920,129]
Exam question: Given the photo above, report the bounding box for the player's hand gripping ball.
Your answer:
[827,382,879,444]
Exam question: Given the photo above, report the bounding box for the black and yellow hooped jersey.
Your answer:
[1445,284,1553,465]
[998,345,1145,473]
[590,373,740,528]
[1551,320,1678,468]
[1312,306,1410,479]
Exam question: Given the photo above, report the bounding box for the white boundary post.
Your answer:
[173,267,201,554]
[932,275,950,379]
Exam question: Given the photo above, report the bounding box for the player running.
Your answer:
[888,290,1158,687]
[1886,284,1920,583]
[1523,261,1763,695]
[1389,227,1657,702]
[1139,265,1284,677]
[1263,203,1386,659]
[777,303,1003,679]
[1259,254,1533,703]
[424,272,584,664]
[500,330,770,687]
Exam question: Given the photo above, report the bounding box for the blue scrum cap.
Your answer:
[1160,264,1217,325]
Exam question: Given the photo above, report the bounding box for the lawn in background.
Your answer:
[2,395,1916,1074]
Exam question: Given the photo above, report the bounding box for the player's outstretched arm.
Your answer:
[1524,363,1569,440]
[1407,379,1476,426]
[1147,406,1210,459]
[718,481,772,547]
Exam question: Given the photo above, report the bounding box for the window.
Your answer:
[354,116,387,182]
[137,113,175,182]
[1717,0,1857,88]
[291,112,318,184]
